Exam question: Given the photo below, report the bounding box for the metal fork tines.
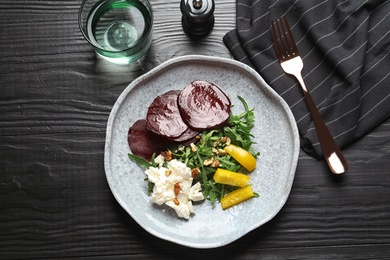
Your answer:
[270,17,348,174]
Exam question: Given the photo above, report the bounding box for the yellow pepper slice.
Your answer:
[213,168,250,187]
[224,144,256,171]
[221,185,254,210]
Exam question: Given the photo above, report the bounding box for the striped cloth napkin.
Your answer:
[223,0,390,158]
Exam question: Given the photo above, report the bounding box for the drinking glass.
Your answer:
[79,0,153,65]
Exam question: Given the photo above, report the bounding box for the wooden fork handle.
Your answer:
[296,74,348,174]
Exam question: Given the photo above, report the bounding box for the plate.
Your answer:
[104,55,300,248]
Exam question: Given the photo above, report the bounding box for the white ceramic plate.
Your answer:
[104,55,300,248]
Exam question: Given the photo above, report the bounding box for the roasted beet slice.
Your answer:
[168,127,199,143]
[177,80,231,130]
[146,90,189,138]
[128,119,171,161]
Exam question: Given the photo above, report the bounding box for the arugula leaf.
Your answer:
[225,96,256,150]
[128,153,154,169]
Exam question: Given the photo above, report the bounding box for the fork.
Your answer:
[270,17,348,174]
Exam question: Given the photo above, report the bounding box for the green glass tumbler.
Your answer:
[79,0,153,65]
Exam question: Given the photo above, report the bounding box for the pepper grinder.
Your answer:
[180,0,215,39]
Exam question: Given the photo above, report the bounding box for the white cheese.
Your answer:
[166,200,194,219]
[154,154,165,167]
[144,159,204,219]
[188,182,204,201]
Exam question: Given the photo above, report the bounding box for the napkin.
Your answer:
[223,0,390,158]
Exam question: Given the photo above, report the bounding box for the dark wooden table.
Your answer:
[1,1,390,259]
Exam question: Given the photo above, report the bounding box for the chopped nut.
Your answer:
[221,136,231,145]
[212,147,219,154]
[218,149,227,156]
[161,150,172,161]
[213,141,219,147]
[191,167,200,178]
[204,157,220,167]
[165,169,172,176]
[190,143,198,152]
[210,158,220,168]
[203,158,213,166]
[173,198,180,205]
[174,182,181,195]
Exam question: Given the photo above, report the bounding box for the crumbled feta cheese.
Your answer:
[144,159,204,219]
[167,160,192,179]
[166,200,194,219]
[154,154,165,166]
[188,182,204,201]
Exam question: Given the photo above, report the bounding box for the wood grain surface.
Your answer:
[1,0,389,259]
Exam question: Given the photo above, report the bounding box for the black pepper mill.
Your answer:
[180,0,215,39]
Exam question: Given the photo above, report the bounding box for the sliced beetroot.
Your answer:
[177,80,231,131]
[146,90,189,138]
[128,119,172,161]
[168,127,199,143]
